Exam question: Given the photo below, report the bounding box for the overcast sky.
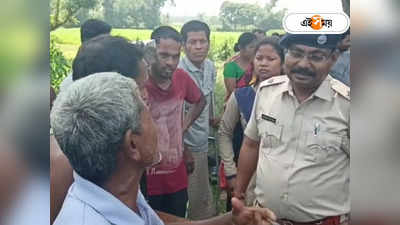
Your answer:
[161,0,343,17]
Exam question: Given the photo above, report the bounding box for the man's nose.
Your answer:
[166,56,175,66]
[297,55,312,68]
[195,41,202,49]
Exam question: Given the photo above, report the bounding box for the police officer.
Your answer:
[234,34,350,225]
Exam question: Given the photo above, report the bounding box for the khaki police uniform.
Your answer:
[244,75,350,222]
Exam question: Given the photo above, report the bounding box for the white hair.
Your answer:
[50,72,144,184]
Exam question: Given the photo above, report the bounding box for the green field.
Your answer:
[51,28,283,60]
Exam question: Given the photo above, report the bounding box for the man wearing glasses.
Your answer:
[234,34,350,225]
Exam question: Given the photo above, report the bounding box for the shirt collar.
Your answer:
[182,56,204,73]
[71,172,145,225]
[283,75,333,102]
[313,75,333,101]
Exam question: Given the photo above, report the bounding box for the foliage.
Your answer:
[73,0,172,29]
[51,0,174,30]
[219,0,286,32]
[50,36,71,92]
[50,0,100,30]
[219,1,262,30]
[208,38,235,63]
[256,9,286,31]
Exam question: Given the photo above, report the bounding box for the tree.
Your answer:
[102,0,114,25]
[219,1,283,31]
[108,0,141,28]
[236,3,261,29]
[75,3,104,25]
[50,0,99,30]
[139,0,171,29]
[220,1,235,30]
[255,1,286,31]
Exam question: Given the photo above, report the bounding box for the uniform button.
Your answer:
[281,193,288,200]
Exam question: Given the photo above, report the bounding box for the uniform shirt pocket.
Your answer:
[258,120,283,156]
[304,132,344,163]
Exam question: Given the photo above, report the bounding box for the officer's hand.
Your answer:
[183,147,195,175]
[232,197,277,225]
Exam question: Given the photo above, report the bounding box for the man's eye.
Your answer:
[290,51,303,58]
[310,55,324,62]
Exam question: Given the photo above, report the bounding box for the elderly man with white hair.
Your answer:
[51,73,277,225]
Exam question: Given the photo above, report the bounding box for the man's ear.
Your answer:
[123,129,141,162]
[330,49,340,62]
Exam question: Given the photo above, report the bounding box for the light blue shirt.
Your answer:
[179,56,216,152]
[59,73,73,93]
[3,174,49,225]
[54,172,164,225]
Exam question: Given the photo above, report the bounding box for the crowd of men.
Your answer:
[50,18,350,225]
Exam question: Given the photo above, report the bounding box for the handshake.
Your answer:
[231,197,277,225]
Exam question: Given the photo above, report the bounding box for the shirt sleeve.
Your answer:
[244,88,260,142]
[218,94,240,177]
[224,62,238,78]
[183,71,202,104]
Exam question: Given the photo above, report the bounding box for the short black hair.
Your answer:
[181,20,211,42]
[252,29,265,35]
[72,35,144,81]
[151,26,182,45]
[80,19,112,43]
[234,32,257,52]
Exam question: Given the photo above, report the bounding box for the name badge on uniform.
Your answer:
[261,114,276,124]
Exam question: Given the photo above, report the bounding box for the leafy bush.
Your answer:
[208,38,235,63]
[50,36,71,92]
[216,39,235,62]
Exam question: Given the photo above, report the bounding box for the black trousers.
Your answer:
[148,188,188,218]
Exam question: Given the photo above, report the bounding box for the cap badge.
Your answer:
[317,35,327,45]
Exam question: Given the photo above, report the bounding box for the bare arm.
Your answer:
[183,93,206,132]
[234,136,260,200]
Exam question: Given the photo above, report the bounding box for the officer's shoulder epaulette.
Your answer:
[259,75,288,89]
[330,77,350,101]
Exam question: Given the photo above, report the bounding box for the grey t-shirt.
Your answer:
[178,56,216,152]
